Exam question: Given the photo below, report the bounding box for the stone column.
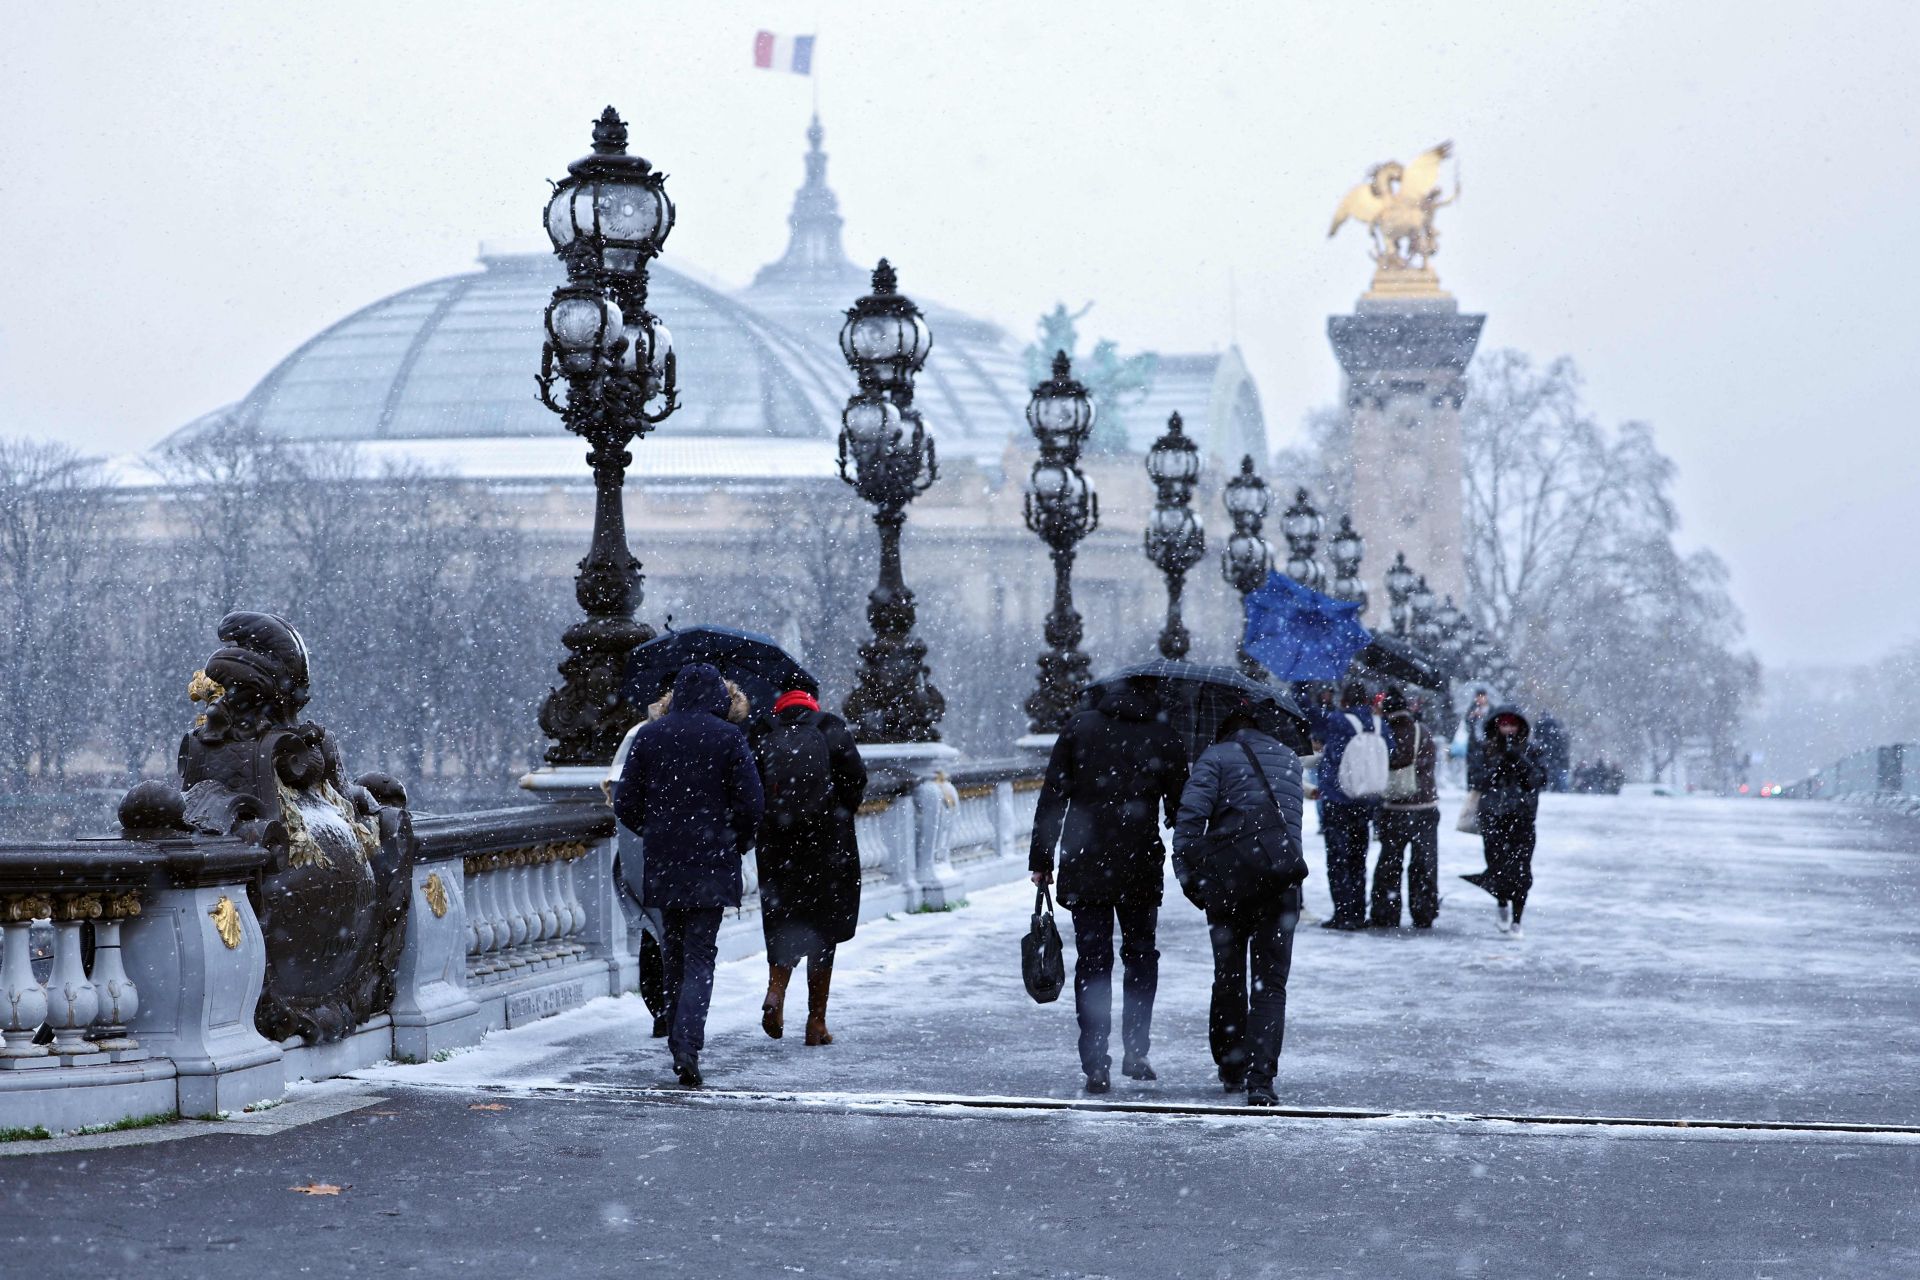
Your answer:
[1327,294,1484,604]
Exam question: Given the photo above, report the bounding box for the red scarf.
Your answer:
[774,690,819,715]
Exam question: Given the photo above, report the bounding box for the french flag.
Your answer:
[753,31,815,75]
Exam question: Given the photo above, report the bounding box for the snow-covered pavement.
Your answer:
[362,793,1920,1125]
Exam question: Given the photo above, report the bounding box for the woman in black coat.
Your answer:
[1466,706,1547,938]
[751,688,867,1046]
[1028,679,1189,1092]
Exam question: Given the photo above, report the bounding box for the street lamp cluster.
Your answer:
[1021,353,1100,734]
[534,107,680,767]
[835,260,944,743]
[529,108,1519,764]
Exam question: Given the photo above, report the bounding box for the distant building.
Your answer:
[127,118,1271,737]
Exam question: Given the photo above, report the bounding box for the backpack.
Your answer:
[1385,723,1422,801]
[758,712,835,826]
[1196,741,1310,909]
[1336,713,1390,799]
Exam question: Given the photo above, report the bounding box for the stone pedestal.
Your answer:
[858,742,965,909]
[1327,294,1484,604]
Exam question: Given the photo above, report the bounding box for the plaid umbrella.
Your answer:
[1087,660,1311,761]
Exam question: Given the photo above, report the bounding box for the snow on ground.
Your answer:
[357,793,1920,1124]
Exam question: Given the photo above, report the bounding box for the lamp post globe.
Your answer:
[1384,551,1417,631]
[1281,488,1327,594]
[1022,352,1099,734]
[1328,514,1368,615]
[838,261,944,744]
[1143,413,1205,660]
[1219,455,1274,678]
[533,107,681,767]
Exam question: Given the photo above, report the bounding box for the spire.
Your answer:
[751,114,865,294]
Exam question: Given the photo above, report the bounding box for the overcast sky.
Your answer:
[2,2,1914,667]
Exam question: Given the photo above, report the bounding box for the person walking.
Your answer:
[1029,677,1188,1094]
[613,663,765,1087]
[1464,706,1547,938]
[751,684,867,1047]
[1372,687,1440,928]
[1172,705,1308,1107]
[1306,681,1393,930]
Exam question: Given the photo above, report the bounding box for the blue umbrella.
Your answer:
[1243,572,1372,682]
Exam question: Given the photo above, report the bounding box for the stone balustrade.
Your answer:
[0,756,1042,1135]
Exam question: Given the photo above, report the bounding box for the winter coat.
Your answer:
[614,663,765,910]
[1383,710,1439,810]
[1306,706,1394,808]
[1171,728,1306,918]
[1029,686,1189,907]
[1468,705,1547,826]
[751,705,868,957]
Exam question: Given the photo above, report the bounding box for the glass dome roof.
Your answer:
[218,252,853,444]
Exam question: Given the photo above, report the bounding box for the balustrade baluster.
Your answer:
[558,846,587,955]
[86,892,142,1056]
[0,895,51,1064]
[501,853,533,970]
[45,895,102,1060]
[531,848,562,964]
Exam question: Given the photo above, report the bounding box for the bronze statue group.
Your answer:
[610,663,1544,1102]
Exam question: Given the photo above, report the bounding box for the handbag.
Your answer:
[1199,743,1310,906]
[1456,791,1481,835]
[1021,886,1067,1004]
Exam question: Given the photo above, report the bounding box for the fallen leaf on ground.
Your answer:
[290,1183,345,1196]
[469,1103,510,1112]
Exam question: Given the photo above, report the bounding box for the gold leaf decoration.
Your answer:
[209,895,243,949]
[423,872,449,919]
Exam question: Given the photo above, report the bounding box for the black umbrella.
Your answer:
[624,625,815,720]
[1087,660,1311,760]
[1355,634,1447,691]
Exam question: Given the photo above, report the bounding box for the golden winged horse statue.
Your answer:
[1329,141,1459,285]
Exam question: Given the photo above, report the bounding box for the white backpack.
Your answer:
[1336,713,1391,799]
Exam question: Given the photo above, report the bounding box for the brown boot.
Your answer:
[761,963,793,1039]
[803,960,834,1046]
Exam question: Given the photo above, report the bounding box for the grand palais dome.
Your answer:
[158,119,1267,485]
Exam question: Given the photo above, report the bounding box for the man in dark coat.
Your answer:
[1464,706,1547,938]
[614,663,764,1086]
[751,686,867,1047]
[1306,682,1393,930]
[1373,686,1441,928]
[1029,678,1188,1093]
[1172,707,1307,1107]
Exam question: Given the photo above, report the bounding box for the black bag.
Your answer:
[757,712,835,827]
[1199,742,1309,907]
[1021,886,1067,1004]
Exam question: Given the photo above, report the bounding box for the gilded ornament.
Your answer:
[104,891,144,919]
[1328,141,1460,298]
[3,894,54,923]
[423,872,449,919]
[209,895,244,950]
[54,893,103,922]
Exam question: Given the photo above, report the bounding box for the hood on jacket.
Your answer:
[1483,704,1531,745]
[670,662,732,720]
[1096,682,1163,724]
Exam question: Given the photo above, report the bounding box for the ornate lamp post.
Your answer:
[1433,595,1466,674]
[1409,574,1440,647]
[1144,414,1206,660]
[1022,353,1099,733]
[838,260,943,743]
[1221,456,1275,678]
[534,107,679,767]
[1384,552,1418,634]
[1281,488,1327,594]
[1328,515,1368,615]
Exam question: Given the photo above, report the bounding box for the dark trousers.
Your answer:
[1372,807,1441,926]
[1482,814,1537,922]
[1208,900,1300,1086]
[660,907,724,1060]
[1321,802,1374,926]
[1067,902,1159,1073]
